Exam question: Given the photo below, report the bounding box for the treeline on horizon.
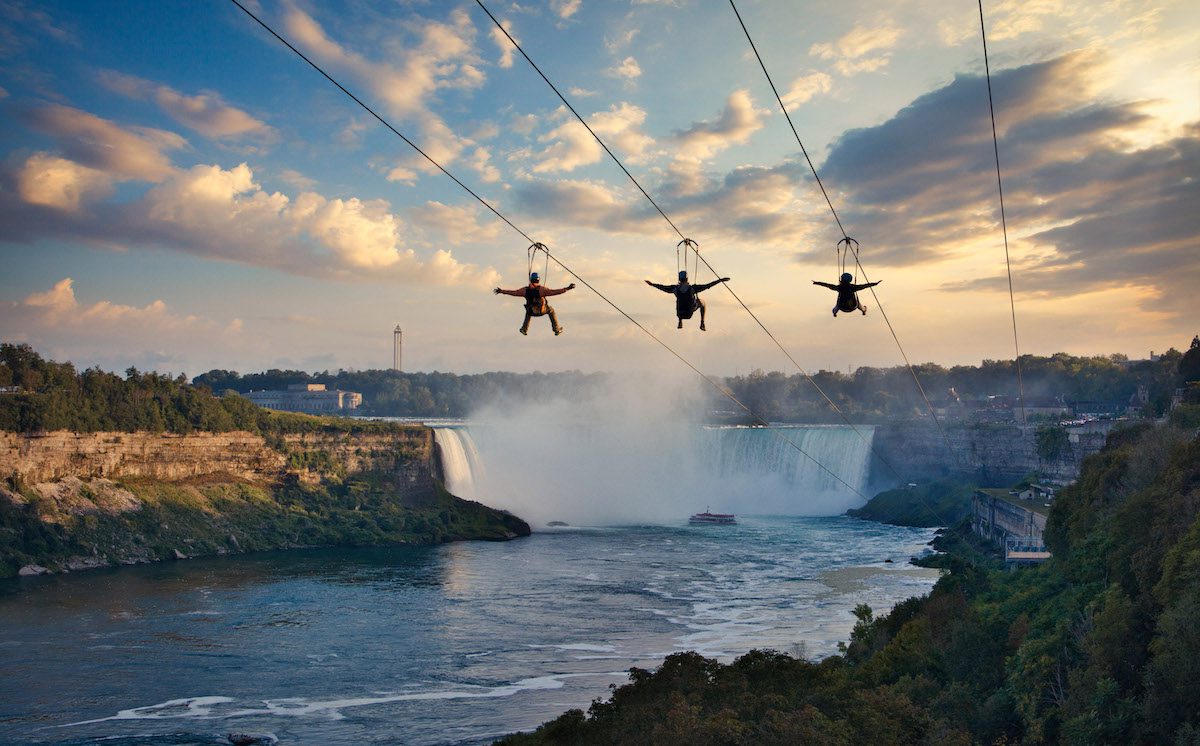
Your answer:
[499,420,1200,745]
[0,344,406,436]
[2,339,1197,429]
[194,339,1198,420]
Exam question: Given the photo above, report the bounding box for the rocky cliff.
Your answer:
[0,427,530,579]
[871,420,1110,485]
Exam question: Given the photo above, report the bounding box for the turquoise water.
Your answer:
[0,517,938,745]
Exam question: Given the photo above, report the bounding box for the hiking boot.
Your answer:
[554,326,564,336]
[519,327,528,335]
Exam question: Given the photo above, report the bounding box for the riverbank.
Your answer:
[0,427,530,579]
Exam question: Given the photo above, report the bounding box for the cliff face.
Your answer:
[871,421,1108,485]
[0,427,529,579]
[0,429,431,485]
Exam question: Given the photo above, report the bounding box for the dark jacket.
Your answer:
[496,283,572,313]
[648,278,727,318]
[813,279,880,311]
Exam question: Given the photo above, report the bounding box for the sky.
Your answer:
[1,0,1197,378]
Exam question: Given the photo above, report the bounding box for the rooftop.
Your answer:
[977,488,1052,516]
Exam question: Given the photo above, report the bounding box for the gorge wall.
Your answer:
[871,420,1109,486]
[0,429,433,486]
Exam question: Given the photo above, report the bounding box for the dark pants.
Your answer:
[522,304,559,332]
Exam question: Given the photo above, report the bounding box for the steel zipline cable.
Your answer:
[727,0,965,473]
[474,0,909,486]
[977,0,1028,427]
[226,0,869,500]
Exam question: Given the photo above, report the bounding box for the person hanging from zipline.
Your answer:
[645,270,730,331]
[813,272,882,317]
[494,272,575,336]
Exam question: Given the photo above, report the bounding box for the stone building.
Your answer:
[972,489,1052,567]
[245,383,362,415]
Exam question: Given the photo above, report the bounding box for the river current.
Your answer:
[1,517,937,745]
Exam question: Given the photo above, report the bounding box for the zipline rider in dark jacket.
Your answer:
[813,273,882,316]
[494,272,575,336]
[645,271,730,331]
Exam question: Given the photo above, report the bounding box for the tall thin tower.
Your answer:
[392,325,402,372]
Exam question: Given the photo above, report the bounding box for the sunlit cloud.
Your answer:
[17,154,112,211]
[22,103,184,181]
[605,55,642,80]
[802,51,1199,316]
[488,20,516,68]
[409,200,504,247]
[550,0,582,21]
[672,90,767,163]
[781,71,832,108]
[97,70,276,141]
[810,22,901,76]
[1,278,248,375]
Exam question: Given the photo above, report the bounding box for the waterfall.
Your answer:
[699,425,876,496]
[433,422,877,525]
[432,427,486,500]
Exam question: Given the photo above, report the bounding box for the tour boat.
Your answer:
[689,509,737,525]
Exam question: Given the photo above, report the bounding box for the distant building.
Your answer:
[245,383,363,414]
[1014,483,1056,502]
[0,386,20,395]
[972,489,1052,567]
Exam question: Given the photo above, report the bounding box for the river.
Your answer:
[1,516,937,745]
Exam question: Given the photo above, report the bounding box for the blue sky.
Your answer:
[1,0,1197,377]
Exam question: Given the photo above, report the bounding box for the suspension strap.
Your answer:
[527,242,550,285]
[837,237,859,280]
[677,238,699,279]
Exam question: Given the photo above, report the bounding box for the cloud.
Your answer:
[409,200,503,245]
[20,278,196,328]
[781,72,832,108]
[97,70,275,141]
[285,5,480,120]
[23,103,184,181]
[529,102,655,174]
[17,154,112,211]
[2,147,496,286]
[284,5,485,176]
[802,51,1199,314]
[512,178,662,234]
[488,20,516,68]
[277,168,317,190]
[672,90,767,162]
[605,56,642,80]
[550,0,582,21]
[1,278,248,375]
[605,27,638,54]
[810,23,901,76]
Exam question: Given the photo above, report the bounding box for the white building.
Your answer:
[245,383,363,414]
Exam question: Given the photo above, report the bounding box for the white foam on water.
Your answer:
[59,674,627,727]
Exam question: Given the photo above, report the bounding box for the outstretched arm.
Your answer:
[494,287,525,296]
[541,283,576,297]
[645,280,674,292]
[850,280,882,291]
[812,281,838,290]
[694,277,731,293]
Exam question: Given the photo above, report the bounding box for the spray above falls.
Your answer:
[434,422,876,527]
